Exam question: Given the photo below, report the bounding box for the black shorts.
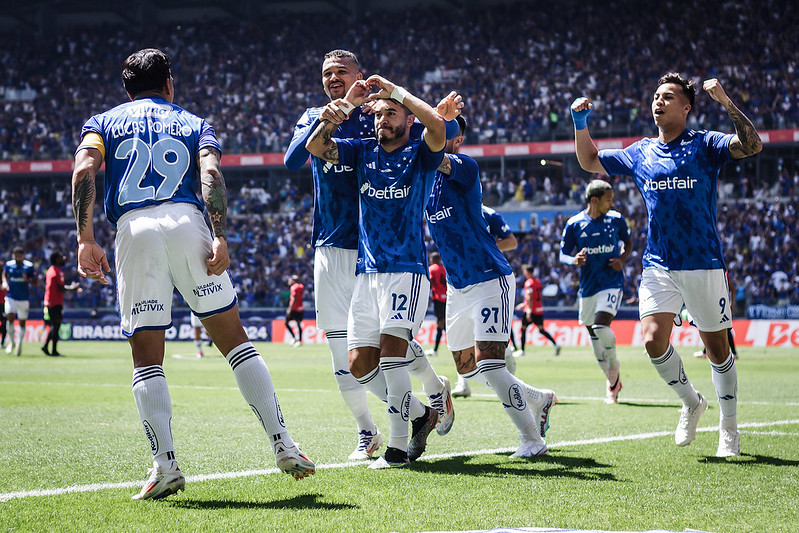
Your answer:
[433,300,446,322]
[522,312,544,328]
[287,310,305,323]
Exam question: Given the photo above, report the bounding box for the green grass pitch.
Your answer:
[1,341,797,532]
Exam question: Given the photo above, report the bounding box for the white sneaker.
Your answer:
[451,379,471,398]
[6,343,15,354]
[512,349,524,358]
[554,344,561,356]
[510,433,548,457]
[131,465,185,500]
[605,378,622,404]
[275,445,315,480]
[504,346,517,375]
[693,350,707,358]
[424,349,438,357]
[716,428,740,457]
[529,389,557,438]
[430,376,454,436]
[348,430,383,460]
[675,392,708,446]
[197,349,204,358]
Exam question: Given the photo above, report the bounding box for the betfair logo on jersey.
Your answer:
[322,162,354,173]
[193,282,223,298]
[643,177,698,191]
[131,299,165,315]
[359,181,411,199]
[426,206,453,223]
[585,244,615,254]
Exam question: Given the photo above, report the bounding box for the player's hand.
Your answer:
[363,75,396,101]
[608,256,625,271]
[436,91,464,121]
[77,241,111,285]
[571,97,593,129]
[321,101,348,124]
[574,247,588,267]
[207,237,231,276]
[343,79,373,107]
[703,78,730,106]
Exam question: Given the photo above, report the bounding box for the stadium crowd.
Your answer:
[0,0,798,161]
[2,172,796,315]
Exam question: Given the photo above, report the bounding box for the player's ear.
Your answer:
[356,71,363,81]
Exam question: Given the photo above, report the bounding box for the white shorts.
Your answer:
[190,312,202,328]
[115,203,237,336]
[638,267,731,332]
[4,297,29,320]
[578,288,623,326]
[314,246,357,331]
[446,274,515,352]
[347,272,430,350]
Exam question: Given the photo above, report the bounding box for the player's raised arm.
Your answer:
[703,78,763,160]
[199,146,230,276]
[72,146,110,285]
[366,75,446,152]
[571,97,606,174]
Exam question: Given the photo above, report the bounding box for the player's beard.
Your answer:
[377,122,407,145]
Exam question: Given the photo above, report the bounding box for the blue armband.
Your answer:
[445,118,460,140]
[570,99,592,130]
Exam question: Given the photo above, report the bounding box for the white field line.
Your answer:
[1,418,797,503]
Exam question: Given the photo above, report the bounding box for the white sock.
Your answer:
[477,359,536,440]
[380,357,413,451]
[225,342,295,454]
[328,333,375,432]
[19,326,25,345]
[355,365,388,402]
[131,365,176,470]
[650,345,700,408]
[710,352,738,429]
[407,339,444,397]
[194,340,202,349]
[462,367,491,388]
[593,325,618,377]
[7,322,14,345]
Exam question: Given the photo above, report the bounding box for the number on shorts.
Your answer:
[607,293,617,304]
[718,297,727,314]
[481,307,499,323]
[116,137,190,206]
[391,293,408,311]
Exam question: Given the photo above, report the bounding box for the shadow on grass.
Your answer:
[617,401,679,409]
[700,453,799,466]
[168,493,358,510]
[412,451,619,482]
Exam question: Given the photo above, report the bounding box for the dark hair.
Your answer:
[122,48,172,98]
[522,264,533,274]
[585,179,613,202]
[657,72,695,109]
[12,246,23,255]
[323,49,359,67]
[455,115,468,136]
[50,251,63,266]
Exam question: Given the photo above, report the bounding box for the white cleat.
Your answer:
[451,379,471,398]
[6,343,15,355]
[512,349,524,358]
[504,346,517,375]
[275,445,316,480]
[510,433,548,458]
[675,392,708,446]
[605,379,622,404]
[529,389,557,438]
[693,350,707,359]
[716,428,740,457]
[348,430,383,460]
[430,376,454,436]
[131,465,185,500]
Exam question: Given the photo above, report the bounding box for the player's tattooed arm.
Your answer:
[725,102,763,159]
[306,120,340,164]
[437,154,452,175]
[71,147,103,240]
[199,147,227,239]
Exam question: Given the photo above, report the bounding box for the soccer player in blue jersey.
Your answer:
[571,73,762,456]
[427,115,557,457]
[72,48,315,500]
[285,49,455,460]
[306,74,452,469]
[560,179,632,404]
[3,246,36,356]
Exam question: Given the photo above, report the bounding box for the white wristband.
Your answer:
[390,86,410,104]
[336,100,356,115]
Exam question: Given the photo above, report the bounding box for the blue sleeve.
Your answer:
[446,154,479,188]
[409,118,459,140]
[198,120,221,154]
[284,108,320,170]
[618,216,631,242]
[336,137,360,167]
[418,140,445,171]
[598,145,636,176]
[560,223,577,257]
[702,130,734,167]
[493,214,513,239]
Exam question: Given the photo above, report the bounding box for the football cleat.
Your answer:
[675,392,708,446]
[693,350,707,359]
[451,379,471,398]
[716,428,740,457]
[368,447,410,469]
[430,376,454,436]
[554,344,561,356]
[605,378,623,404]
[529,389,557,438]
[512,349,525,358]
[407,406,439,461]
[275,445,316,480]
[510,433,548,458]
[132,465,185,500]
[348,430,383,460]
[5,343,14,355]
